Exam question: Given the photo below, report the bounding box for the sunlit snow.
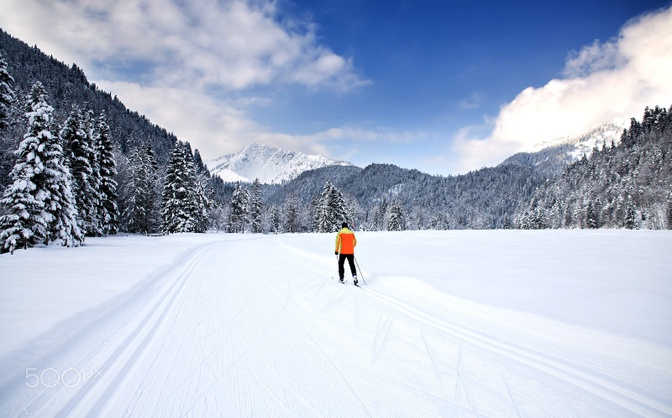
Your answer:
[0,230,670,416]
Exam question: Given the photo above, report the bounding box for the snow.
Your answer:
[0,230,671,417]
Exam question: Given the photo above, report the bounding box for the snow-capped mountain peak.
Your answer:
[206,142,353,184]
[530,117,629,156]
[500,118,631,175]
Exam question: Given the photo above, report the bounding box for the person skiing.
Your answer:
[335,222,358,285]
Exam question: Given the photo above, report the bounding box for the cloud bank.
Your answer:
[0,0,370,159]
[452,5,672,173]
[0,0,365,92]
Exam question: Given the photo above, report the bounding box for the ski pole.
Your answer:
[354,256,367,285]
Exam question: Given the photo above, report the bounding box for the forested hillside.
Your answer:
[0,30,179,175]
[264,162,545,231]
[517,105,672,229]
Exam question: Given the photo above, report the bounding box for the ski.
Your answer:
[331,276,361,287]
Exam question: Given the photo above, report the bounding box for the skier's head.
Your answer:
[342,222,348,229]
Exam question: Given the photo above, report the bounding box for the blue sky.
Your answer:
[1,0,671,175]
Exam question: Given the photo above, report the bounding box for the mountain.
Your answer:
[206,142,353,184]
[500,118,629,175]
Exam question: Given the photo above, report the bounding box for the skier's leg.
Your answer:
[338,254,345,280]
[346,254,356,276]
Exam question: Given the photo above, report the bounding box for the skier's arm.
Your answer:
[335,232,341,254]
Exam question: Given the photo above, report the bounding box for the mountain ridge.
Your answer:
[206,142,353,184]
[500,118,629,175]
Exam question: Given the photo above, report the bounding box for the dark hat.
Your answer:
[342,222,348,228]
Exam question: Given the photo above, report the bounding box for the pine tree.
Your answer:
[94,112,119,235]
[269,206,282,234]
[284,194,300,233]
[0,53,14,129]
[61,106,99,236]
[249,178,263,233]
[586,200,599,229]
[189,154,211,233]
[624,195,637,230]
[84,109,103,236]
[125,145,161,234]
[372,199,388,231]
[315,181,348,232]
[192,177,210,233]
[43,114,82,248]
[0,82,81,252]
[228,182,249,233]
[388,200,405,231]
[162,142,198,233]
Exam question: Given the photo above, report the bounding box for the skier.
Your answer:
[335,222,358,285]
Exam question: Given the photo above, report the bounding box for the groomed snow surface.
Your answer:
[1,230,671,417]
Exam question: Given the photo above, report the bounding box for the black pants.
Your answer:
[338,254,356,279]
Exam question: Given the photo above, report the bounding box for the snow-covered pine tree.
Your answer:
[388,200,405,231]
[124,145,160,233]
[0,53,14,130]
[269,205,282,234]
[185,146,211,233]
[309,195,320,231]
[162,142,197,234]
[313,185,328,233]
[94,112,119,235]
[43,113,82,248]
[141,145,161,233]
[0,83,50,252]
[372,198,388,231]
[624,195,637,229]
[228,182,249,233]
[315,181,348,232]
[84,109,103,236]
[284,194,300,233]
[61,105,99,236]
[586,200,599,229]
[249,178,263,233]
[0,82,79,252]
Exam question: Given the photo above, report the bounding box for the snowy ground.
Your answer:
[0,230,671,417]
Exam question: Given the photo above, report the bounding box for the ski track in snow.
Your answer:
[1,231,671,417]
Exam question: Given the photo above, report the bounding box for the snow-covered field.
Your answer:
[1,230,671,417]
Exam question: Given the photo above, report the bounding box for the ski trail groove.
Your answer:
[360,287,671,417]
[419,328,443,385]
[55,242,215,417]
[502,373,522,418]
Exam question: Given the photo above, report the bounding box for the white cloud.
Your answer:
[96,81,386,161]
[451,5,672,174]
[0,0,366,92]
[0,0,371,161]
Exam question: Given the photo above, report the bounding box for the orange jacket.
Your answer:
[335,228,357,254]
